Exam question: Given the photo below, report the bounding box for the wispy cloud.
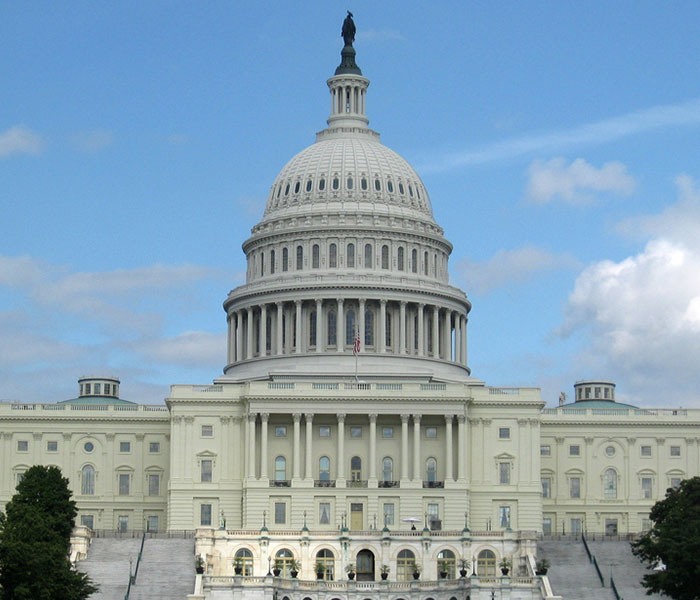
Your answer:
[71,129,114,152]
[526,158,636,204]
[0,126,45,157]
[421,97,700,172]
[356,29,405,42]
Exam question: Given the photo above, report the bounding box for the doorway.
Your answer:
[350,503,363,530]
[356,549,375,581]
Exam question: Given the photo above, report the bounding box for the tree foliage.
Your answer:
[0,465,98,600]
[632,476,700,600]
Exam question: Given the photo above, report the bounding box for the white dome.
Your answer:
[263,135,435,223]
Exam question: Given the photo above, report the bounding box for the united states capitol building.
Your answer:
[1,16,696,600]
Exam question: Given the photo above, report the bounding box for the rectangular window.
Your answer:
[641,445,652,457]
[542,517,552,535]
[200,504,212,526]
[17,440,28,452]
[350,426,362,438]
[94,383,101,395]
[425,426,437,438]
[201,459,212,482]
[201,425,213,437]
[540,445,551,456]
[275,426,287,437]
[428,503,439,522]
[670,477,681,489]
[542,477,552,498]
[641,518,652,533]
[571,518,582,534]
[382,427,393,438]
[499,506,510,528]
[319,426,331,438]
[670,445,681,457]
[274,502,286,524]
[147,515,159,532]
[594,387,601,398]
[499,462,510,484]
[47,441,58,452]
[570,477,581,498]
[642,477,652,499]
[319,502,331,525]
[119,441,130,453]
[383,503,395,526]
[605,518,618,536]
[149,442,160,453]
[16,472,24,485]
[569,445,580,456]
[148,473,160,496]
[118,515,128,532]
[81,515,94,529]
[499,427,510,439]
[118,474,130,496]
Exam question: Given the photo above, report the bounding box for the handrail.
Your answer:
[610,573,623,600]
[581,532,593,562]
[124,532,146,599]
[592,556,605,587]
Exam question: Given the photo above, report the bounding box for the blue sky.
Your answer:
[2,1,700,407]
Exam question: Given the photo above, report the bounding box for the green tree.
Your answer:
[0,465,97,600]
[632,476,700,600]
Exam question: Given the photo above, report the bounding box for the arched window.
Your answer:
[424,251,429,275]
[399,182,405,195]
[312,244,320,268]
[266,314,272,352]
[364,244,372,268]
[346,310,356,348]
[332,177,339,190]
[477,550,496,576]
[319,456,331,481]
[604,468,617,499]
[316,549,335,580]
[397,549,416,581]
[275,456,287,481]
[397,247,404,271]
[347,243,355,268]
[347,176,353,190]
[365,310,374,346]
[408,184,414,197]
[319,178,326,191]
[382,457,393,482]
[361,177,368,190]
[294,181,300,194]
[387,180,394,193]
[235,549,254,576]
[411,249,417,273]
[327,311,337,346]
[284,183,290,196]
[309,311,317,347]
[329,243,337,268]
[81,465,95,495]
[260,252,265,276]
[433,253,437,276]
[270,249,275,274]
[282,248,288,272]
[374,178,381,191]
[381,245,389,269]
[437,550,456,578]
[296,245,303,270]
[426,457,437,482]
[385,311,392,347]
[306,179,312,192]
[350,456,362,482]
[275,549,294,577]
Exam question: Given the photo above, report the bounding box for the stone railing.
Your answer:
[0,403,168,415]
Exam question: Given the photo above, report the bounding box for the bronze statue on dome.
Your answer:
[341,11,356,47]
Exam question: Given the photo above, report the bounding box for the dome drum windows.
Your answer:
[294,181,301,194]
[387,180,394,193]
[329,243,337,268]
[312,244,320,269]
[305,179,312,192]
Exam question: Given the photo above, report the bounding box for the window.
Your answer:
[540,445,551,456]
[542,517,552,535]
[570,477,581,498]
[437,549,456,578]
[381,245,389,269]
[120,441,131,452]
[541,477,552,498]
[382,457,393,482]
[397,247,404,270]
[387,180,394,193]
[425,426,437,438]
[275,426,287,437]
[201,425,213,437]
[270,249,275,274]
[47,441,58,452]
[411,248,417,273]
[641,445,652,457]
[327,311,336,345]
[423,250,429,275]
[296,245,303,270]
[149,442,160,453]
[200,503,212,526]
[319,178,325,191]
[294,181,300,194]
[397,549,415,581]
[118,473,130,496]
[146,515,159,532]
[235,549,254,576]
[94,383,101,395]
[275,456,287,481]
[350,426,362,438]
[604,469,617,499]
[605,445,615,456]
[364,309,374,346]
[282,247,288,271]
[346,309,356,347]
[319,456,331,481]
[426,457,437,482]
[319,426,331,438]
[670,446,681,457]
[312,244,320,268]
[17,440,28,452]
[374,178,381,191]
[605,518,618,536]
[81,515,94,529]
[118,515,129,532]
[85,383,91,394]
[383,502,394,526]
[361,177,367,190]
[201,459,212,482]
[382,427,393,438]
[309,311,317,346]
[305,179,312,192]
[347,243,355,267]
[319,502,331,525]
[499,506,511,528]
[385,310,392,347]
[16,472,25,485]
[329,243,337,268]
[477,550,496,576]
[571,518,582,534]
[642,477,652,499]
[350,456,362,481]
[364,243,372,268]
[569,445,580,456]
[670,477,682,489]
[499,427,510,439]
[499,462,510,484]
[84,441,94,453]
[316,549,335,580]
[148,473,160,496]
[347,176,353,190]
[274,502,286,524]
[428,503,439,525]
[82,465,95,495]
[642,518,652,533]
[332,177,339,190]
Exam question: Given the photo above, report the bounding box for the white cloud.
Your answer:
[526,158,636,204]
[0,126,44,157]
[71,129,114,152]
[356,29,405,42]
[135,330,226,367]
[457,246,579,294]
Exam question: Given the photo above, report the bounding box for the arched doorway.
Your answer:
[356,549,375,581]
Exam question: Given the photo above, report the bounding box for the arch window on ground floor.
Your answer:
[396,549,416,581]
[477,550,496,576]
[275,549,295,577]
[234,549,254,576]
[316,549,335,580]
[437,549,456,578]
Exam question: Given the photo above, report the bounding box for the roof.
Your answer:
[559,399,638,410]
[58,396,137,406]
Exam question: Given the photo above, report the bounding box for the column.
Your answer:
[227,315,233,364]
[399,301,407,354]
[295,300,302,353]
[276,302,284,355]
[235,311,243,362]
[260,413,269,478]
[358,298,366,344]
[316,299,324,353]
[337,414,346,479]
[432,307,440,358]
[401,414,410,480]
[260,304,267,358]
[220,416,230,480]
[185,417,194,480]
[457,415,466,480]
[417,304,425,356]
[292,414,301,479]
[455,312,462,364]
[368,414,377,479]
[413,414,422,481]
[379,300,387,353]
[248,414,256,479]
[246,306,254,359]
[305,413,314,480]
[445,415,454,482]
[336,298,345,352]
[461,315,468,366]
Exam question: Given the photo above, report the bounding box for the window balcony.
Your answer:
[314,479,336,488]
[378,480,399,488]
[347,479,367,488]
[423,480,444,488]
[270,480,291,487]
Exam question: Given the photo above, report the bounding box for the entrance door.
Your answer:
[356,549,375,581]
[350,503,363,530]
[605,518,618,536]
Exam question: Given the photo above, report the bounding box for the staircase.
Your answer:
[128,538,196,600]
[538,539,616,600]
[78,537,142,600]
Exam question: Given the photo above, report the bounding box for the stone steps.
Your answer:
[128,538,196,600]
[78,538,142,600]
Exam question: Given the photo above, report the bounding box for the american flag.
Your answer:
[353,329,361,355]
